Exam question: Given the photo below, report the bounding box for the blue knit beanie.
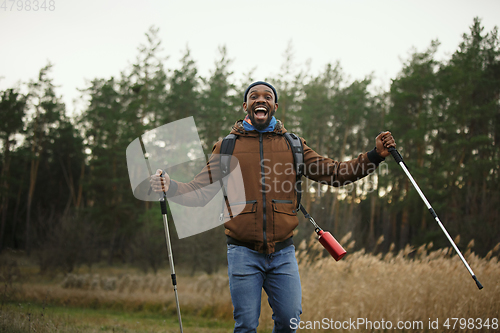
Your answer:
[243,81,278,103]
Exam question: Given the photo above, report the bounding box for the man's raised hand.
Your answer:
[375,131,396,158]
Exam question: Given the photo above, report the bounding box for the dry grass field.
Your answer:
[291,234,500,332]
[1,234,499,332]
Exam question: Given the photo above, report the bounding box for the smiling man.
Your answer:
[151,81,396,333]
[243,81,278,131]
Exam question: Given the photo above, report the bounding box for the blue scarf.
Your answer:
[243,115,277,133]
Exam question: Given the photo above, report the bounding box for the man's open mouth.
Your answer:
[254,106,268,120]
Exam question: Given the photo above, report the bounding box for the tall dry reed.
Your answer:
[4,237,500,332]
[262,233,500,332]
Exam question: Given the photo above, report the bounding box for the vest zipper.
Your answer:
[259,132,267,251]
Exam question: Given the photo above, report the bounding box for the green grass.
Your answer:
[0,301,236,333]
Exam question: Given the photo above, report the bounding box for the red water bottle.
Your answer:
[317,229,346,261]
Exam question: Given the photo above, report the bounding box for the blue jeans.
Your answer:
[227,244,302,333]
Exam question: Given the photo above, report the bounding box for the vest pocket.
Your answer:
[272,199,298,240]
[224,200,259,241]
[272,199,296,215]
[224,200,257,219]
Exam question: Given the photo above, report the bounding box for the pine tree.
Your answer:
[198,46,238,151]
[24,63,66,255]
[387,41,440,248]
[434,18,500,253]
[0,88,27,251]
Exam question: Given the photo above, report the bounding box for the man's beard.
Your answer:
[249,109,276,131]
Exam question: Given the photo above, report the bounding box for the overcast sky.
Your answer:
[1,0,499,115]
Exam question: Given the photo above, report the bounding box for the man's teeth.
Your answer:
[255,107,267,112]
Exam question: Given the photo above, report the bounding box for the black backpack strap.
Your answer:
[283,133,304,176]
[219,134,238,221]
[283,133,305,212]
[220,134,237,176]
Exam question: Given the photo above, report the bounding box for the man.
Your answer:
[151,81,396,333]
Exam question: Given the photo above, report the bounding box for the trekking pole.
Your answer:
[388,147,483,290]
[159,187,184,333]
[139,136,184,332]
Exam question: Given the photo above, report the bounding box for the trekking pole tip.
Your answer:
[473,275,483,290]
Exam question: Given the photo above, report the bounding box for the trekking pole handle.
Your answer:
[388,147,404,164]
[159,171,168,215]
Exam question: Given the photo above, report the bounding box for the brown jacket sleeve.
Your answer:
[302,139,383,187]
[164,141,223,207]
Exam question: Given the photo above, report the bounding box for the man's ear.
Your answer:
[242,102,248,113]
[274,103,278,112]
